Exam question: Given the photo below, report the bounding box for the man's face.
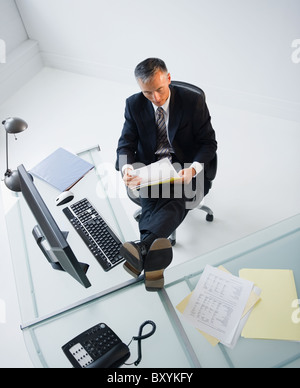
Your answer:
[137,70,171,107]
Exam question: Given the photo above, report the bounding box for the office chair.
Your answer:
[125,80,217,246]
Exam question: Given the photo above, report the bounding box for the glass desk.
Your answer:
[164,213,300,368]
[2,146,300,368]
[2,146,140,325]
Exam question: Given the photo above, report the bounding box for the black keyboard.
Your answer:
[63,198,124,271]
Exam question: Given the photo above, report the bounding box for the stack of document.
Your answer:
[177,265,261,348]
[177,266,300,347]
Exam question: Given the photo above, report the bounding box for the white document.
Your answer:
[130,158,181,189]
[183,265,254,345]
[222,285,262,348]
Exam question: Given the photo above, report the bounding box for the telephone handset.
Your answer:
[62,321,156,368]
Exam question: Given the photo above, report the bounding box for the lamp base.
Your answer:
[4,169,21,192]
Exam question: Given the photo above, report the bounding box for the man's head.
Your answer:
[135,58,171,107]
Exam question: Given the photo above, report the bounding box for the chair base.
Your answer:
[199,204,214,222]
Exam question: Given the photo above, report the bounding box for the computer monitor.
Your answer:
[17,164,91,288]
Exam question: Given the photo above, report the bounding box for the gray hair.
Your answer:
[134,58,168,83]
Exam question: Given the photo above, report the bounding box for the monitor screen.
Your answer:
[17,164,91,288]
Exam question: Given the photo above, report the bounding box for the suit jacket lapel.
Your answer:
[169,86,184,161]
[139,100,157,154]
[169,86,182,143]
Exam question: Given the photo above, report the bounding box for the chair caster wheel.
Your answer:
[169,238,176,247]
[206,214,214,222]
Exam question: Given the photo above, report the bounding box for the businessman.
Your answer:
[116,58,217,291]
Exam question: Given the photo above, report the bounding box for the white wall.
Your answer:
[15,0,300,121]
[0,0,43,104]
[0,0,27,53]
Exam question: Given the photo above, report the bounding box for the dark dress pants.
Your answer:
[138,172,209,240]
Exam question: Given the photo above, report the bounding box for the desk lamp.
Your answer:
[2,117,28,192]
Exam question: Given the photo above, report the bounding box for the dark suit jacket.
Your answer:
[116,85,217,176]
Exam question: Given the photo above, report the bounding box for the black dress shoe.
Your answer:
[120,241,148,278]
[144,238,173,292]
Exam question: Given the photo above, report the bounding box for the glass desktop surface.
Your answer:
[163,213,300,368]
[3,147,139,325]
[2,146,300,368]
[22,282,193,368]
[19,213,300,368]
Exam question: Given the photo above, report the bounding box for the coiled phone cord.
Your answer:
[125,320,156,366]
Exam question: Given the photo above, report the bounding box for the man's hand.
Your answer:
[178,167,196,184]
[123,168,142,189]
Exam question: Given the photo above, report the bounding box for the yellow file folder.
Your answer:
[239,269,300,341]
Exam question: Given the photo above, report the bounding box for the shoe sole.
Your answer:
[120,242,143,277]
[123,262,141,278]
[144,270,165,291]
[144,239,173,292]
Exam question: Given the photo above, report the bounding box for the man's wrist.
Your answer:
[190,162,203,176]
[122,164,134,175]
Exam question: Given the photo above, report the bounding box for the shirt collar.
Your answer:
[152,89,171,114]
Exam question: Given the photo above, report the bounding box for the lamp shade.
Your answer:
[2,117,28,134]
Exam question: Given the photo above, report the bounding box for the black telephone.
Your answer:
[62,321,156,368]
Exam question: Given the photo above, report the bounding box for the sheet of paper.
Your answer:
[239,268,300,341]
[222,285,261,348]
[131,158,181,189]
[183,265,254,344]
[177,266,261,347]
[177,292,220,346]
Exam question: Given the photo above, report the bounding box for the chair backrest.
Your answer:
[171,81,217,183]
[171,80,206,100]
[205,153,217,182]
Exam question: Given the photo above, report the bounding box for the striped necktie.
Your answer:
[155,107,172,161]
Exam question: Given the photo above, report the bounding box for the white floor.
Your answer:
[0,68,300,368]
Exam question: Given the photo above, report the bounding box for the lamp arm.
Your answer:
[5,131,10,175]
